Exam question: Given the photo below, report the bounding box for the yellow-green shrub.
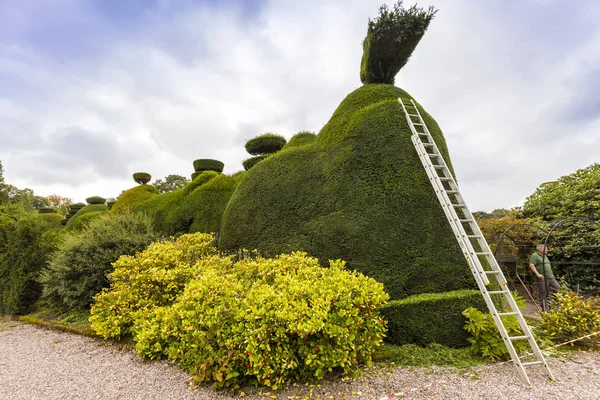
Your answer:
[540,290,600,347]
[90,244,389,390]
[90,233,223,338]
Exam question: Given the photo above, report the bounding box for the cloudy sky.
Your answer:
[1,0,599,211]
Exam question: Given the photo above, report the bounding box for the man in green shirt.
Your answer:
[529,244,560,311]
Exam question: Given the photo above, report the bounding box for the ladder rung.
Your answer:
[459,218,474,222]
[484,270,501,274]
[466,235,481,238]
[433,165,445,169]
[499,312,519,316]
[407,113,419,117]
[508,335,530,341]
[452,203,466,208]
[487,290,507,294]
[446,190,459,194]
[521,361,543,367]
[439,177,452,181]
[413,123,424,126]
[474,251,491,255]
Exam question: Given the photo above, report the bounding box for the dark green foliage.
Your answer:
[60,219,67,226]
[152,174,189,193]
[242,155,268,171]
[360,2,437,85]
[106,200,117,210]
[134,172,242,237]
[64,204,108,230]
[378,290,486,347]
[70,203,85,211]
[521,163,600,294]
[110,185,159,214]
[133,172,152,185]
[245,133,287,155]
[191,171,201,180]
[193,159,224,173]
[0,207,60,314]
[38,207,56,214]
[39,211,159,311]
[220,84,473,301]
[85,196,106,205]
[285,131,317,149]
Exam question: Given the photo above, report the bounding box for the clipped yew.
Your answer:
[86,196,106,205]
[38,207,56,214]
[133,172,152,185]
[193,159,224,173]
[245,133,287,155]
[242,155,267,171]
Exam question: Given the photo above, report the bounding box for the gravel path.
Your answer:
[1,320,599,400]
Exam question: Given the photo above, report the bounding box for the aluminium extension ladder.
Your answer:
[398,98,554,385]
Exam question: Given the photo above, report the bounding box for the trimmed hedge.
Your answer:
[220,84,473,301]
[86,196,106,205]
[191,171,201,180]
[285,131,317,149]
[38,207,56,214]
[193,159,224,173]
[71,211,104,231]
[65,204,108,230]
[378,290,486,348]
[245,133,287,155]
[70,203,86,211]
[110,185,159,214]
[133,172,152,185]
[242,155,268,171]
[106,200,117,210]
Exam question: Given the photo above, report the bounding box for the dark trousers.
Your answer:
[537,277,560,311]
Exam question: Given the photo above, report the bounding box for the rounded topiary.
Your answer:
[242,155,268,171]
[38,207,56,214]
[60,219,68,226]
[106,200,117,210]
[285,131,317,149]
[86,196,106,205]
[245,133,287,155]
[70,203,86,210]
[133,172,152,185]
[193,159,224,173]
[360,2,437,85]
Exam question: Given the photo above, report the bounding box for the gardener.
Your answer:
[529,244,560,311]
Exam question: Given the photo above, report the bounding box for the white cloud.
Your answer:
[1,0,599,209]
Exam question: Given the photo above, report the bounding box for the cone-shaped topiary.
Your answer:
[38,207,56,214]
[133,172,152,185]
[86,196,106,205]
[360,1,437,85]
[242,155,268,171]
[193,159,224,173]
[245,133,287,155]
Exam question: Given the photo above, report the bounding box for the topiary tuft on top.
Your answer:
[86,196,106,205]
[133,172,152,185]
[38,207,57,214]
[193,159,224,173]
[360,1,437,85]
[70,203,86,210]
[245,133,287,155]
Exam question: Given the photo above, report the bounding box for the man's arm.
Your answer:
[529,263,543,279]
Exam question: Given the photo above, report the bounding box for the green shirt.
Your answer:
[529,252,555,279]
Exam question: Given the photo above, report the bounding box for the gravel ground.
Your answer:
[1,320,599,400]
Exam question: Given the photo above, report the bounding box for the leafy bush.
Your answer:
[242,155,268,171]
[39,207,56,214]
[245,133,287,155]
[462,306,531,361]
[0,207,61,314]
[193,159,224,173]
[360,2,437,85]
[85,196,106,205]
[133,172,152,185]
[539,290,600,347]
[90,233,221,338]
[110,185,159,214]
[39,211,159,311]
[379,290,486,347]
[91,240,388,390]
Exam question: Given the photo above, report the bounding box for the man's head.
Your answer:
[536,244,548,254]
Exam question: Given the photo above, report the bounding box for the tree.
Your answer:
[0,161,9,204]
[47,194,73,215]
[133,172,152,185]
[152,174,189,193]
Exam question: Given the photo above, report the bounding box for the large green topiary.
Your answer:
[245,133,287,155]
[65,204,108,230]
[133,172,152,185]
[284,131,317,149]
[86,196,106,205]
[193,159,224,173]
[220,83,473,301]
[360,2,437,85]
[110,185,159,214]
[242,155,268,171]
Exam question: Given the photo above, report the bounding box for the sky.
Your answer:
[1,0,599,211]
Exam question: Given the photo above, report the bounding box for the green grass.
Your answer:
[373,343,485,369]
